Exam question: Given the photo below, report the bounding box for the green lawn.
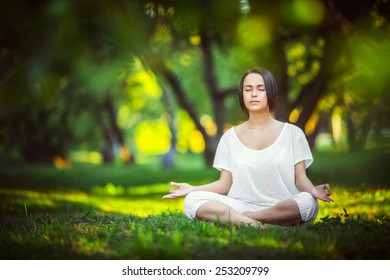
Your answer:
[0,151,389,259]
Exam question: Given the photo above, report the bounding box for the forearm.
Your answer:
[295,176,315,195]
[194,179,230,194]
[294,161,316,195]
[165,170,231,199]
[192,169,232,194]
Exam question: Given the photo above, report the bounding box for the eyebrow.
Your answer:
[243,84,265,87]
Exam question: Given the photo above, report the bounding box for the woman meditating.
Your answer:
[163,68,333,226]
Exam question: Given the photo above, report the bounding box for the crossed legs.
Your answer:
[196,201,260,226]
[184,191,318,226]
[196,199,302,226]
[243,199,302,225]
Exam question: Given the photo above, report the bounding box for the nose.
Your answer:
[251,89,257,97]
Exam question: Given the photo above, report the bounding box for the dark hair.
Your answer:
[239,68,278,116]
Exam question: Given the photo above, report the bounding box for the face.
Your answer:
[242,73,269,114]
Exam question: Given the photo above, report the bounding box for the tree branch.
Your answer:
[142,53,208,139]
[199,32,220,97]
[199,32,226,137]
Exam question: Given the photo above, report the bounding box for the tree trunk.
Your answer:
[274,39,292,122]
[143,54,216,165]
[200,33,224,136]
[103,94,134,163]
[95,107,114,164]
[306,111,328,149]
[101,123,114,164]
[295,75,327,131]
[161,89,177,169]
[277,1,352,142]
[346,112,372,152]
[199,32,226,165]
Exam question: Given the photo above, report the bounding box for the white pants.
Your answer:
[184,191,319,224]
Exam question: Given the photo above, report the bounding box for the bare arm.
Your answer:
[163,169,232,199]
[295,161,333,203]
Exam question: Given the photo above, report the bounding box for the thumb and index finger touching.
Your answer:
[162,181,184,199]
[318,183,334,202]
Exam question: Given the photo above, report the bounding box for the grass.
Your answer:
[1,210,389,260]
[0,151,389,259]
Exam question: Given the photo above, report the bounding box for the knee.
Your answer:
[301,192,318,209]
[184,192,202,208]
[294,192,319,223]
[184,192,205,219]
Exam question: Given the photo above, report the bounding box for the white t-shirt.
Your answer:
[213,122,313,210]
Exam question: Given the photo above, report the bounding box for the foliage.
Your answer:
[1,0,389,164]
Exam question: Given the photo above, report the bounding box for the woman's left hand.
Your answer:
[312,184,334,202]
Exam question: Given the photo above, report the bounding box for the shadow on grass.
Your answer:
[0,155,218,192]
[0,150,389,193]
[1,211,389,260]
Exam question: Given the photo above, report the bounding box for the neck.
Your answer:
[246,111,275,128]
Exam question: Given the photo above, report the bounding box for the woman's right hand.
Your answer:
[162,182,194,199]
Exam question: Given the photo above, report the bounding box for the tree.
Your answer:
[138,0,244,165]
[2,0,388,165]
[0,0,151,163]
[141,0,390,160]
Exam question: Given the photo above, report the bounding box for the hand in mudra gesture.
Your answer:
[312,184,333,202]
[163,182,194,199]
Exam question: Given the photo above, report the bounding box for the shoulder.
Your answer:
[215,127,235,154]
[285,122,305,136]
[216,127,235,145]
[220,127,235,142]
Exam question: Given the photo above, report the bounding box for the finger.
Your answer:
[319,183,328,189]
[319,183,331,195]
[326,184,332,195]
[324,195,334,203]
[323,185,333,201]
[162,194,176,199]
[320,196,333,203]
[170,182,179,192]
[170,182,181,190]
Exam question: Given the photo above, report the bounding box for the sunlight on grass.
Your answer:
[315,185,390,222]
[1,184,389,220]
[0,184,184,217]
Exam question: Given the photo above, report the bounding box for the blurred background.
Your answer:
[0,0,389,189]
[1,1,390,261]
